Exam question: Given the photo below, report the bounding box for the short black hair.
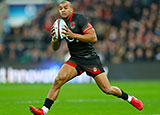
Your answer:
[59,0,72,8]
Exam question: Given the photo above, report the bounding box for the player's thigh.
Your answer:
[94,72,111,91]
[57,63,78,83]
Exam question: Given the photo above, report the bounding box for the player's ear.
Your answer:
[71,8,73,12]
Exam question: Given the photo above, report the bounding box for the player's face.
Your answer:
[59,2,73,20]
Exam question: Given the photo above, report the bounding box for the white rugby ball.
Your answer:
[53,18,67,41]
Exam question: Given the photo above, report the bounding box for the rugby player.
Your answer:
[30,1,143,115]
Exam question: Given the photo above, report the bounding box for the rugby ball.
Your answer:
[53,18,67,41]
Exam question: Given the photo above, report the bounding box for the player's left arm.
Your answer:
[63,24,97,43]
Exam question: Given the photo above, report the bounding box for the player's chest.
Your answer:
[66,21,81,33]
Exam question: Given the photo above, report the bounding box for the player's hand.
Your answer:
[62,25,75,38]
[51,26,57,42]
[51,26,55,37]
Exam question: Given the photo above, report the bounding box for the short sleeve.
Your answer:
[77,14,88,30]
[78,14,94,34]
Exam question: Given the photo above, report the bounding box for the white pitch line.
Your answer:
[138,114,160,115]
[15,100,42,104]
[66,98,119,103]
[3,98,118,105]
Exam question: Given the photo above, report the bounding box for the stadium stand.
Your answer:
[1,0,160,64]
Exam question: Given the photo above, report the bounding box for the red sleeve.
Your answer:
[82,23,94,34]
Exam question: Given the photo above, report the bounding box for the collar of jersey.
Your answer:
[69,12,74,22]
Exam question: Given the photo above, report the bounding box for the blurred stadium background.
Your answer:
[0,0,159,83]
[0,0,160,115]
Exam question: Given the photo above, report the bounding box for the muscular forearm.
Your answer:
[72,32,97,43]
[63,25,97,43]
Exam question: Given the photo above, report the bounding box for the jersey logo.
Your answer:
[93,67,98,72]
[70,22,75,29]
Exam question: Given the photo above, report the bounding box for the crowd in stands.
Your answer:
[0,0,160,64]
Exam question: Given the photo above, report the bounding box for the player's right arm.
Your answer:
[51,27,61,51]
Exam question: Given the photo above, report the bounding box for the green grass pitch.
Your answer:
[0,81,160,115]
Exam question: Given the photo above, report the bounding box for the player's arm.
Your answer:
[63,24,97,43]
[51,27,61,51]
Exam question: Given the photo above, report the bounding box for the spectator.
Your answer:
[135,47,144,62]
[2,0,160,64]
[0,43,6,61]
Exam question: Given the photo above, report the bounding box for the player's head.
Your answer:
[58,1,73,20]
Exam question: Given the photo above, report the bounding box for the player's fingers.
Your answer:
[51,29,55,33]
[63,31,69,37]
[52,34,55,38]
[51,31,55,35]
[62,31,67,34]
[51,26,55,30]
[51,26,54,29]
[51,34,56,39]
[51,28,55,32]
[64,25,69,29]
[51,30,55,33]
[51,35,55,39]
[62,28,67,31]
[63,34,69,38]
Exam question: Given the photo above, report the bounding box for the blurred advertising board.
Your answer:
[0,65,94,84]
[0,61,109,83]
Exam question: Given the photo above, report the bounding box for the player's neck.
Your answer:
[63,17,69,21]
[63,12,74,22]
